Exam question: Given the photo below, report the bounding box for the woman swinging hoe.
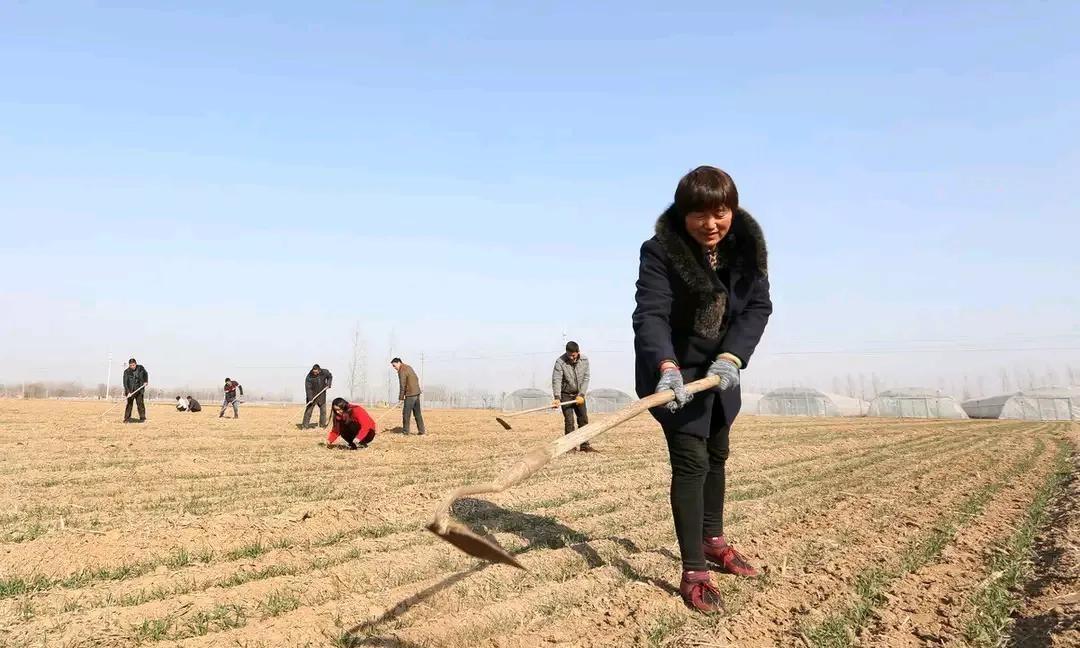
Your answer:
[633,166,772,613]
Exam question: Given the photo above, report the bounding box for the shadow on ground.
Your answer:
[341,498,676,646]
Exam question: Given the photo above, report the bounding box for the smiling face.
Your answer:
[684,207,733,248]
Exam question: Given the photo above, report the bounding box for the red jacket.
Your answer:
[328,403,376,445]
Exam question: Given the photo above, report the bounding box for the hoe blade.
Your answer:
[495,417,513,431]
[426,520,524,570]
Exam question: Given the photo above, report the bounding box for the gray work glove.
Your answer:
[655,368,692,412]
[707,357,740,391]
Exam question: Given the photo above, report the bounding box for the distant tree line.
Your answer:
[0,382,295,402]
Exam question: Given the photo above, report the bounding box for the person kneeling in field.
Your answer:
[175,396,187,411]
[327,397,377,450]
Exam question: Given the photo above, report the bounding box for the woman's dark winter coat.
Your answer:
[633,206,772,438]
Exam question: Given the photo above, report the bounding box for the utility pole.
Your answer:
[105,352,113,400]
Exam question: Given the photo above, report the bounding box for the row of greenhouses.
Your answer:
[502,385,1079,421]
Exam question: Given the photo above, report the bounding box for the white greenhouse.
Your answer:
[961,387,1079,421]
[585,388,634,413]
[740,392,764,415]
[501,388,553,412]
[757,387,865,417]
[867,388,968,419]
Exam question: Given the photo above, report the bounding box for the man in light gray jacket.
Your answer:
[552,340,595,452]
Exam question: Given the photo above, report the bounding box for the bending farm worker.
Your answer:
[632,166,772,613]
[219,378,244,418]
[122,357,149,423]
[392,357,426,435]
[327,397,376,450]
[303,364,333,428]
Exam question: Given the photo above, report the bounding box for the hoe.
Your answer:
[494,396,584,431]
[427,375,721,568]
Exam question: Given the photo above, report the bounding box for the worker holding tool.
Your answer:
[302,364,333,428]
[551,341,595,452]
[633,166,772,613]
[219,378,244,418]
[122,358,149,423]
[392,357,425,435]
[327,397,377,449]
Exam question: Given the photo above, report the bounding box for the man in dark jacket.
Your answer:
[186,396,202,412]
[219,378,244,418]
[302,364,333,428]
[122,358,149,423]
[392,357,425,435]
[552,341,595,452]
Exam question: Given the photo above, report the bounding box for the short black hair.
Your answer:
[673,166,739,218]
[391,357,402,364]
[128,358,137,364]
[185,395,191,399]
[225,377,231,382]
[175,396,180,400]
[565,341,580,353]
[312,364,321,370]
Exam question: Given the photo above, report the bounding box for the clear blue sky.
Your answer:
[1,2,1077,399]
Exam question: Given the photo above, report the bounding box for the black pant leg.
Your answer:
[402,397,413,432]
[135,392,146,419]
[340,422,359,447]
[124,396,134,420]
[702,410,730,537]
[560,392,583,434]
[665,431,710,571]
[413,397,425,433]
[575,400,589,427]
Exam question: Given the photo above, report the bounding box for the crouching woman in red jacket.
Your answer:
[327,398,377,450]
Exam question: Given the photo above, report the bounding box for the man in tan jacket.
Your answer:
[392,357,426,435]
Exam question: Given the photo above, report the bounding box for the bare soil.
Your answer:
[0,401,1073,647]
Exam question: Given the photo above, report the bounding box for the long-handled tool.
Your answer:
[495,396,584,431]
[371,404,400,431]
[299,386,330,427]
[427,375,721,568]
[100,383,147,418]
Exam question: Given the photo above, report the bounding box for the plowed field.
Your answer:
[1,400,1074,647]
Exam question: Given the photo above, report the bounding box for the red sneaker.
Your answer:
[679,570,724,613]
[703,535,758,577]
